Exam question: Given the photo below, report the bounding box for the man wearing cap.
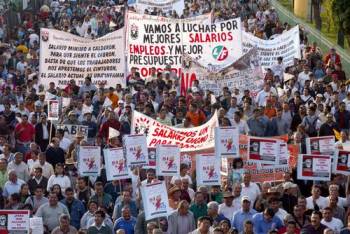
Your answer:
[281,182,298,214]
[231,196,257,233]
[218,192,236,221]
[35,112,55,151]
[63,111,80,125]
[319,113,339,136]
[81,111,97,145]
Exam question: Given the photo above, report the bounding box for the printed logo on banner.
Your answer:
[112,159,127,173]
[130,24,139,40]
[204,165,218,179]
[41,30,49,42]
[134,118,150,136]
[163,156,177,170]
[222,138,237,153]
[130,146,146,160]
[150,195,166,211]
[212,45,228,61]
[83,157,97,170]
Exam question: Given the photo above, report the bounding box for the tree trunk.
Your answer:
[313,0,322,30]
[337,26,345,48]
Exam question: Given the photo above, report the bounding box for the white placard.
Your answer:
[78,146,101,176]
[30,217,44,234]
[196,153,221,186]
[156,145,180,176]
[124,134,149,166]
[104,148,130,181]
[215,127,239,158]
[47,100,59,121]
[140,181,171,221]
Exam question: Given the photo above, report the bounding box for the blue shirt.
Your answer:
[252,213,283,234]
[113,217,136,234]
[232,209,257,233]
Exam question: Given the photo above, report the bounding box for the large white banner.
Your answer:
[78,146,101,176]
[39,28,125,88]
[134,0,185,16]
[196,153,221,186]
[140,181,171,221]
[132,111,218,152]
[181,48,263,96]
[242,25,301,68]
[104,148,130,181]
[127,12,242,78]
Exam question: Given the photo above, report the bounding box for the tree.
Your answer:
[332,0,350,48]
[312,0,323,31]
[322,0,335,33]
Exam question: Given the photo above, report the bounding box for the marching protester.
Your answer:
[0,0,349,234]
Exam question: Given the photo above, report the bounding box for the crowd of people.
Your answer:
[0,0,349,234]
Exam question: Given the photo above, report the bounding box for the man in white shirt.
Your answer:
[306,185,328,210]
[255,84,276,107]
[327,184,349,208]
[321,207,343,233]
[232,183,243,212]
[7,152,29,181]
[3,170,25,198]
[298,65,311,89]
[241,172,261,208]
[219,192,236,221]
[31,153,54,179]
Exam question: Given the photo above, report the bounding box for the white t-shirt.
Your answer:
[274,208,288,222]
[219,203,236,221]
[241,182,261,207]
[298,71,310,89]
[321,218,343,233]
[326,196,349,208]
[306,196,328,210]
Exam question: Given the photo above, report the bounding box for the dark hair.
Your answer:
[264,208,275,217]
[232,158,243,169]
[95,210,106,218]
[65,187,74,193]
[34,167,43,173]
[244,220,253,225]
[10,193,20,202]
[94,181,103,187]
[219,219,231,228]
[311,210,322,219]
[35,185,44,191]
[198,216,212,225]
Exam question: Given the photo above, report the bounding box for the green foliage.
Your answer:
[332,0,350,33]
[321,0,335,32]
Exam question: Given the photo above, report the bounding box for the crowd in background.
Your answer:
[0,0,349,234]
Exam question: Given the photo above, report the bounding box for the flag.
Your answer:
[109,127,120,139]
[333,129,341,141]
